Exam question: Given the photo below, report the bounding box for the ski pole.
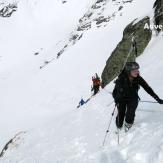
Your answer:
[102,105,116,146]
[140,100,158,104]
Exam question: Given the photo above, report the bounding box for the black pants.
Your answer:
[93,85,99,95]
[116,99,138,128]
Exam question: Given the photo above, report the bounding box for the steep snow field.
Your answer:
[2,36,163,163]
[0,0,163,162]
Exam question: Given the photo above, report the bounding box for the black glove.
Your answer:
[155,97,163,104]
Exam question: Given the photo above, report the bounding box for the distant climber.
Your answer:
[92,73,101,95]
[112,61,163,132]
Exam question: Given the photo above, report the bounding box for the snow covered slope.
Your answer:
[0,0,163,162]
[1,36,163,163]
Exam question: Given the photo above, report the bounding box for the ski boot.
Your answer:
[124,122,132,133]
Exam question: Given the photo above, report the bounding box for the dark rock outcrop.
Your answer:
[94,16,110,25]
[0,3,17,17]
[101,17,152,87]
[0,132,25,158]
[62,1,67,4]
[153,0,163,33]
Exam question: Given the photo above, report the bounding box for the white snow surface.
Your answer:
[0,0,163,163]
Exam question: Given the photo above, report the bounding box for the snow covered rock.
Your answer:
[0,2,17,17]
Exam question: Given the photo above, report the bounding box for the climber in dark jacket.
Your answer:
[92,73,101,95]
[113,62,163,131]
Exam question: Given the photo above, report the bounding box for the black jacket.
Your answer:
[113,71,158,103]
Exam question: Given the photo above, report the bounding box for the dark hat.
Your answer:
[125,62,140,72]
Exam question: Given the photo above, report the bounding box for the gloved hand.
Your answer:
[155,97,163,104]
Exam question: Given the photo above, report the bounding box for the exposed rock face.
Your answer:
[56,0,133,59]
[0,2,17,17]
[40,0,135,68]
[0,132,25,158]
[153,0,163,33]
[101,17,152,87]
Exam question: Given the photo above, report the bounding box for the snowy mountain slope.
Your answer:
[0,0,99,146]
[41,0,156,67]
[0,0,96,70]
[2,35,163,163]
[0,0,163,162]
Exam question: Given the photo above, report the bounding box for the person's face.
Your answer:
[130,69,139,78]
